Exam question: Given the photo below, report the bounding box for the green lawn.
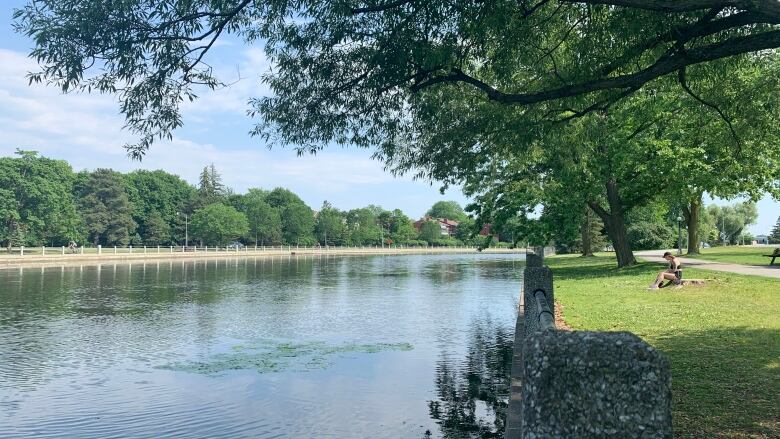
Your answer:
[684,246,780,266]
[546,254,779,439]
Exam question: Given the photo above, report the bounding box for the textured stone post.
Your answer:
[522,331,672,438]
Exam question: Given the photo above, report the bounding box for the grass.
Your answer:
[684,246,780,266]
[546,254,779,439]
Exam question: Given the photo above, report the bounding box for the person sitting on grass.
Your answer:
[648,252,682,290]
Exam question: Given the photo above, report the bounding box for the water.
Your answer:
[0,253,522,438]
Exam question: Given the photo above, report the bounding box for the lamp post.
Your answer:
[178,212,189,247]
[676,216,683,255]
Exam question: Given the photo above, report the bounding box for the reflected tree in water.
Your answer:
[427,319,514,438]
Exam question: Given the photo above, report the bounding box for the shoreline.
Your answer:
[0,247,526,270]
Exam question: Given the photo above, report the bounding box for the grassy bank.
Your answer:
[547,254,779,439]
[685,246,779,266]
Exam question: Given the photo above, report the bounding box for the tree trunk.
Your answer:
[683,193,702,254]
[581,207,593,257]
[589,181,636,268]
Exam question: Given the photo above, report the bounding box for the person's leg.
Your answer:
[650,272,676,289]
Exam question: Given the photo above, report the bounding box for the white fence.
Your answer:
[0,244,518,257]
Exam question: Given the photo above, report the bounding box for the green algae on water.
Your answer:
[157,341,413,375]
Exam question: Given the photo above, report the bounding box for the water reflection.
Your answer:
[0,253,522,438]
[427,318,514,438]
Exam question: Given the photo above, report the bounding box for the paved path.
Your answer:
[636,249,780,279]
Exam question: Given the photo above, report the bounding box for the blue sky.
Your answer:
[0,3,777,233]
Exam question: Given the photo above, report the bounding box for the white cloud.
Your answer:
[0,47,467,217]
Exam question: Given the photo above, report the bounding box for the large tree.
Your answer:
[13,1,780,157]
[346,208,383,245]
[197,163,226,207]
[707,202,758,245]
[769,217,780,244]
[75,169,137,246]
[419,221,443,244]
[426,201,467,222]
[280,203,316,245]
[190,203,249,246]
[315,201,346,246]
[124,169,197,245]
[387,209,418,244]
[0,150,81,248]
[239,189,282,246]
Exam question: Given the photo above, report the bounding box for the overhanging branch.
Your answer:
[411,30,780,106]
[677,67,741,151]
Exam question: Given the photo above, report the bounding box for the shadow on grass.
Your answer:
[652,326,780,439]
[545,255,659,281]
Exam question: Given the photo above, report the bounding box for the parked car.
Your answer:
[701,242,711,248]
[227,242,245,249]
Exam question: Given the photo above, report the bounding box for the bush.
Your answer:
[491,242,512,248]
[433,237,463,247]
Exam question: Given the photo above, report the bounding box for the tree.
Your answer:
[625,204,676,251]
[389,209,418,244]
[239,189,282,245]
[14,1,780,157]
[75,169,137,246]
[426,201,467,222]
[769,217,780,244]
[265,187,307,210]
[197,163,225,206]
[124,169,197,245]
[345,207,383,245]
[190,203,249,246]
[142,211,170,245]
[0,150,81,248]
[707,202,758,245]
[579,208,607,256]
[315,201,345,246]
[281,203,315,245]
[419,221,443,244]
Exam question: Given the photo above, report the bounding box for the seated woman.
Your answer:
[648,252,682,290]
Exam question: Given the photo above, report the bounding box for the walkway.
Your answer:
[635,249,780,279]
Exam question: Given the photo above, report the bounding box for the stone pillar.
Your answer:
[522,331,672,438]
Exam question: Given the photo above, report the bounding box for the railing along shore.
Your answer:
[0,245,525,268]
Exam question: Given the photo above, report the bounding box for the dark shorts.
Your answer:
[673,270,683,284]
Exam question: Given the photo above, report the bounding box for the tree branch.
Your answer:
[563,0,743,13]
[565,0,780,19]
[587,201,610,223]
[351,0,415,14]
[410,30,780,105]
[677,67,741,151]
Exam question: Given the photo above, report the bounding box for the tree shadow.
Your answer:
[426,319,514,438]
[652,326,780,439]
[546,255,657,281]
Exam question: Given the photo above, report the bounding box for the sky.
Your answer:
[0,3,777,234]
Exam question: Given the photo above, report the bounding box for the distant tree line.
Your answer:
[0,151,486,248]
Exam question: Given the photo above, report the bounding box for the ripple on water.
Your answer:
[0,253,522,438]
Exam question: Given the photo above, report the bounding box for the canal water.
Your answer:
[0,253,523,438]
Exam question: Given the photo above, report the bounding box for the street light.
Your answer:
[676,216,683,255]
[177,212,189,247]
